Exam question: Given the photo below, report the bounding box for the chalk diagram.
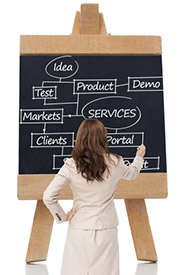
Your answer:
[20,55,164,172]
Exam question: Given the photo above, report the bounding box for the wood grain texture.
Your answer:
[20,35,162,55]
[26,200,54,263]
[99,13,107,35]
[72,11,80,34]
[80,4,99,34]
[72,11,107,35]
[125,199,157,262]
[17,173,167,200]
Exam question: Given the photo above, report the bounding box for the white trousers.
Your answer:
[60,226,120,275]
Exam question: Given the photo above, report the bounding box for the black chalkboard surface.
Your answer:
[19,55,167,174]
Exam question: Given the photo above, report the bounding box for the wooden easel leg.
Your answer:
[26,200,54,263]
[125,199,157,262]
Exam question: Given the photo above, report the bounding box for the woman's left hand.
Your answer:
[65,207,79,222]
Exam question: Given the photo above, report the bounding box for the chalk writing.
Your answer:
[19,55,166,174]
[73,79,116,94]
[128,76,163,92]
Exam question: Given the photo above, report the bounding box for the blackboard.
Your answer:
[19,55,167,174]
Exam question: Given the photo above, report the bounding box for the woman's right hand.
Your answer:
[65,207,79,222]
[136,144,146,158]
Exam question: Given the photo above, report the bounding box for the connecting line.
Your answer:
[43,101,78,106]
[142,132,144,144]
[76,94,80,115]
[42,80,74,84]
[43,123,46,133]
[53,155,55,170]
[62,114,83,118]
[115,83,128,88]
[157,156,160,170]
[41,79,75,105]
[107,129,118,134]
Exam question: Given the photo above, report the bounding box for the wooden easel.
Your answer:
[18,4,167,263]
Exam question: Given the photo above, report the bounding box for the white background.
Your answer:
[1,0,182,274]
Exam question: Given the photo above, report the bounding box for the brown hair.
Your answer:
[71,119,121,182]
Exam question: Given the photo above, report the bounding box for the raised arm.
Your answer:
[117,144,146,180]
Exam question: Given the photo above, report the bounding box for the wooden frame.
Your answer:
[18,4,167,263]
[20,35,162,55]
[18,173,167,200]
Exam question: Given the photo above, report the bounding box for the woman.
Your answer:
[43,118,146,275]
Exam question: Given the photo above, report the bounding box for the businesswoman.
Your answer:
[43,118,146,275]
